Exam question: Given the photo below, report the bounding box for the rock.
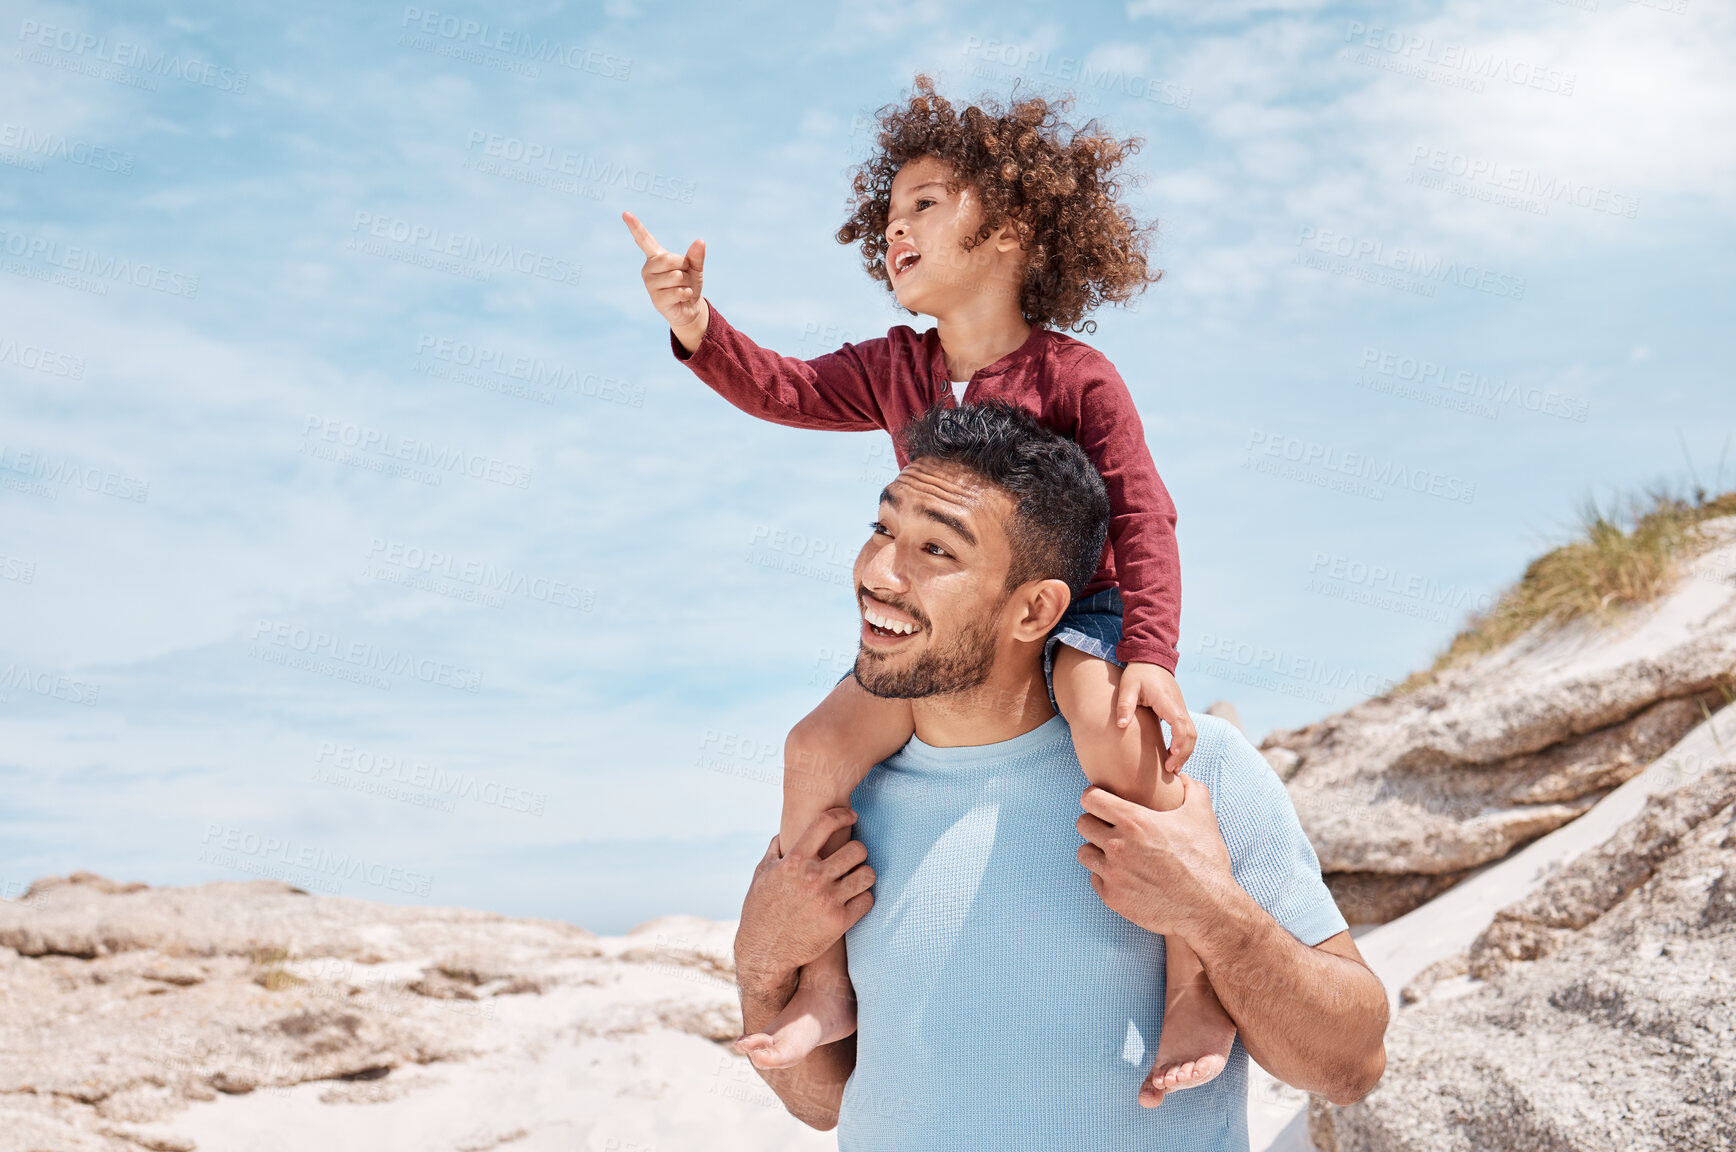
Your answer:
[1466,764,1736,978]
[209,1068,261,1095]
[0,1093,140,1151]
[109,1132,196,1152]
[1262,746,1301,781]
[618,914,737,980]
[1325,870,1472,926]
[0,872,601,962]
[94,1084,184,1124]
[1396,954,1466,1008]
[1269,523,1736,922]
[0,876,801,1152]
[1317,764,1736,1151]
[1205,699,1246,735]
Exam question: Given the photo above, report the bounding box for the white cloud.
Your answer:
[1128,0,1335,24]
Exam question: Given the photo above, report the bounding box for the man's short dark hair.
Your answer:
[898,401,1110,599]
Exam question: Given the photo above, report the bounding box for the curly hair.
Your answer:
[836,73,1162,334]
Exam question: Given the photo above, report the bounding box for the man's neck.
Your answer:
[907,653,1057,749]
[932,302,1033,383]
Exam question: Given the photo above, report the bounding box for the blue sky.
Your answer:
[1,0,1731,932]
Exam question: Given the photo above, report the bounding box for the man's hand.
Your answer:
[732,807,873,1131]
[1114,662,1196,775]
[1075,778,1231,942]
[1077,778,1388,1103]
[734,807,876,994]
[622,210,710,353]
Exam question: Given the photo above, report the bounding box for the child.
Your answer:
[624,74,1232,1108]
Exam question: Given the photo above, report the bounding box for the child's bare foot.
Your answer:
[734,977,856,1070]
[1139,971,1237,1108]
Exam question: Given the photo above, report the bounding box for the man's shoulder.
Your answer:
[1183,712,1347,946]
[1182,712,1314,837]
[1183,711,1270,785]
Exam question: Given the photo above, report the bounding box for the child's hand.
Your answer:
[623,210,709,352]
[1115,662,1197,776]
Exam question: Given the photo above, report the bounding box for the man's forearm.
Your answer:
[1188,888,1387,1104]
[738,969,854,1129]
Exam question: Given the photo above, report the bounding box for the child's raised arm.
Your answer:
[625,212,889,435]
[624,210,710,353]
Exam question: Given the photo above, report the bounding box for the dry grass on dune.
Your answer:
[1400,488,1736,691]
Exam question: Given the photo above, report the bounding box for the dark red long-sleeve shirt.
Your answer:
[670,301,1181,672]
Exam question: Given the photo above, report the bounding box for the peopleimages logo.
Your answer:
[745,524,856,587]
[960,36,1192,109]
[1408,145,1639,219]
[15,19,250,92]
[0,336,85,379]
[1340,20,1575,96]
[0,228,199,298]
[1356,346,1589,423]
[364,537,594,610]
[1295,226,1525,300]
[1304,551,1496,624]
[301,416,533,489]
[200,824,432,897]
[313,741,547,816]
[250,619,483,694]
[1245,429,1477,504]
[1193,633,1398,703]
[414,334,643,407]
[0,123,134,174]
[0,663,100,706]
[0,442,150,502]
[348,212,582,286]
[399,7,630,79]
[463,132,695,203]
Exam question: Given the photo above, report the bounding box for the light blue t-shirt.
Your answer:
[840,712,1347,1151]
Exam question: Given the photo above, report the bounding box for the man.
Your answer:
[733,403,1387,1149]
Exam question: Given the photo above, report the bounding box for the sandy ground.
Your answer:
[157,1031,831,1152]
[130,961,833,1152]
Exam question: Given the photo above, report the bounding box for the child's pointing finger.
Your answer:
[622,210,667,258]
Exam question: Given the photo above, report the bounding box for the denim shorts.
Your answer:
[1042,585,1125,713]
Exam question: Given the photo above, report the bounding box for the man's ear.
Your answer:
[1007,578,1072,643]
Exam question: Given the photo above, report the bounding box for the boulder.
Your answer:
[1269,521,1736,922]
[0,875,820,1152]
[1312,764,1736,1152]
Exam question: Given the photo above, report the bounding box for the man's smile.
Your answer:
[861,596,923,645]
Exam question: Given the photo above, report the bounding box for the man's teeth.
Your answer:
[864,607,917,635]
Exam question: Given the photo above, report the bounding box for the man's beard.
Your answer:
[853,596,1003,700]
